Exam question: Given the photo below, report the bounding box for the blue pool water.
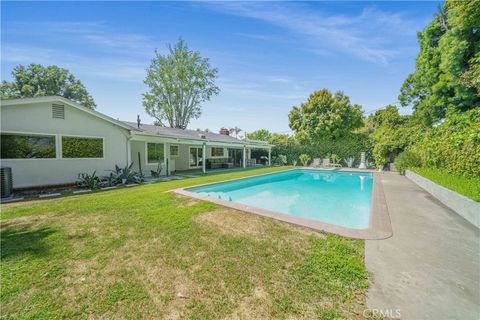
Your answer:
[188,169,373,229]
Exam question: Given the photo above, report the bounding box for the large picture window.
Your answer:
[1,133,56,159]
[62,136,103,158]
[148,143,164,163]
[211,147,224,157]
[170,145,179,157]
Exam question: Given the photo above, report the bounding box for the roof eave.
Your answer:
[131,131,272,147]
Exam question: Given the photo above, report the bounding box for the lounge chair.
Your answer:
[311,158,321,167]
[322,158,341,168]
[321,158,330,167]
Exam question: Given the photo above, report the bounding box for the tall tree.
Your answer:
[247,129,272,142]
[229,126,242,138]
[369,105,426,167]
[0,64,96,109]
[143,39,220,129]
[399,0,480,125]
[288,89,363,141]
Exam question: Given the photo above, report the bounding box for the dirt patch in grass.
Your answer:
[0,214,51,231]
[194,207,326,241]
[171,194,201,208]
[194,208,271,239]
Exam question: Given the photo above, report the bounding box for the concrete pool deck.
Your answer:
[366,172,480,319]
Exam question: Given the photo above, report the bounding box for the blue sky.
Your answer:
[1,1,440,135]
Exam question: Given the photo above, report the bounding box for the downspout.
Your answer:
[118,127,133,167]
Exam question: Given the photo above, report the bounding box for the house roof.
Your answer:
[1,96,133,131]
[122,121,272,146]
[0,96,272,147]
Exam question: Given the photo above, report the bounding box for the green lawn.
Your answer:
[410,167,480,202]
[1,167,370,319]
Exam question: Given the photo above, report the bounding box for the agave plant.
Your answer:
[292,159,298,166]
[344,156,355,168]
[101,172,117,187]
[112,163,144,184]
[77,171,101,189]
[150,161,162,178]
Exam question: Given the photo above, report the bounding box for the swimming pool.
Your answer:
[187,169,374,230]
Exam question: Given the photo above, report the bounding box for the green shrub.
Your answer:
[274,154,287,166]
[329,153,340,165]
[411,109,480,177]
[394,151,422,175]
[299,154,311,166]
[271,133,372,167]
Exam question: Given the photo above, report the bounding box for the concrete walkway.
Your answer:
[366,172,479,320]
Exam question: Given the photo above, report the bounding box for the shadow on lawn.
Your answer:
[1,225,56,260]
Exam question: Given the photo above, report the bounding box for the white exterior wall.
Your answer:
[130,140,169,176]
[1,102,130,188]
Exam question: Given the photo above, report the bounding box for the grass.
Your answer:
[1,166,370,319]
[410,167,480,201]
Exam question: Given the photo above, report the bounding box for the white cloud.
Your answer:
[206,2,423,65]
[2,43,146,82]
[1,21,160,82]
[5,21,157,54]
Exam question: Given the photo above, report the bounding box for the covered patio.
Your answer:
[124,122,273,177]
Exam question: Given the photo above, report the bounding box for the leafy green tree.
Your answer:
[247,129,272,142]
[369,105,425,168]
[289,89,363,141]
[0,64,96,109]
[399,0,480,125]
[143,39,220,129]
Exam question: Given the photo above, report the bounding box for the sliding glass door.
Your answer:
[228,148,243,167]
[189,147,203,168]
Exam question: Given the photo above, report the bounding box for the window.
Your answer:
[211,147,224,157]
[148,143,164,163]
[52,104,65,119]
[1,133,56,159]
[170,145,179,157]
[62,136,103,158]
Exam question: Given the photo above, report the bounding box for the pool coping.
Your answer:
[172,168,393,240]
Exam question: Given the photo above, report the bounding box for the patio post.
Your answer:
[243,145,246,169]
[202,143,206,173]
[268,148,271,166]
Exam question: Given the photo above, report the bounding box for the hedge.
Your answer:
[410,109,480,178]
[254,133,373,166]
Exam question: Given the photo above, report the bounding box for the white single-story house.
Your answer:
[0,96,273,189]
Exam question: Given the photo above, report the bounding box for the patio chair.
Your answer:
[322,158,331,167]
[311,158,321,167]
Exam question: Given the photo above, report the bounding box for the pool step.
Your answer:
[205,191,232,201]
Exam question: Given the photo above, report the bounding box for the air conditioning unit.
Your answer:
[1,167,13,198]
